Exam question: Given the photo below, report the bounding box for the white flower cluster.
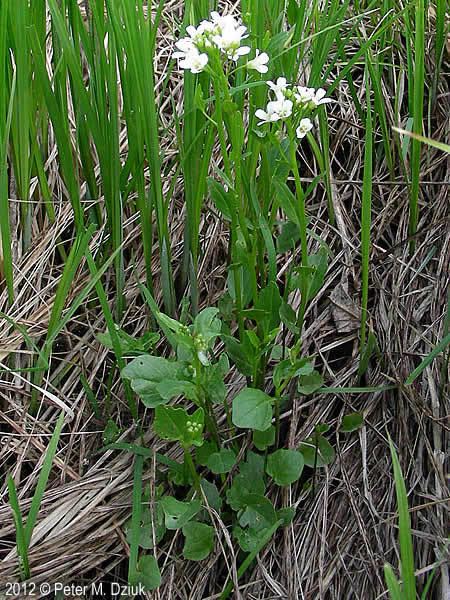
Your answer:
[173,11,269,74]
[256,77,333,138]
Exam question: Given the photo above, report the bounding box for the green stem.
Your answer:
[274,392,281,446]
[212,77,246,341]
[194,354,221,446]
[287,123,309,334]
[184,447,201,493]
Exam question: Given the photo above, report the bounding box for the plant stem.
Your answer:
[287,123,309,335]
[183,447,201,493]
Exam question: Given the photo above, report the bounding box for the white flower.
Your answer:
[177,49,209,74]
[294,86,333,106]
[294,86,315,104]
[247,50,270,74]
[255,98,293,124]
[311,88,334,106]
[296,118,313,138]
[174,37,196,54]
[272,97,293,119]
[267,77,289,100]
[213,24,250,60]
[210,11,240,31]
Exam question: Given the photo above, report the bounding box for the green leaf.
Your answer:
[208,178,232,220]
[405,332,450,385]
[273,357,313,390]
[122,355,183,407]
[98,328,159,354]
[227,476,265,512]
[182,521,215,561]
[340,412,364,432]
[232,388,273,432]
[203,356,228,404]
[276,221,300,253]
[277,506,296,527]
[358,330,379,377]
[153,406,204,447]
[241,451,266,480]
[131,555,161,591]
[297,370,324,395]
[290,248,328,301]
[384,564,403,600]
[388,438,416,600]
[239,494,278,531]
[299,434,335,467]
[279,300,298,333]
[206,449,236,474]
[103,419,120,444]
[253,425,276,451]
[266,449,304,486]
[222,333,256,377]
[155,379,198,403]
[125,503,165,550]
[255,282,282,335]
[161,496,201,530]
[233,525,258,552]
[200,479,222,513]
[193,307,221,346]
[196,440,219,467]
[195,440,219,467]
[307,249,329,301]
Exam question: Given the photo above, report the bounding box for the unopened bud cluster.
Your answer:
[186,420,202,434]
[194,333,208,353]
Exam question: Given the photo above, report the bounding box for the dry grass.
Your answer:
[0,1,449,598]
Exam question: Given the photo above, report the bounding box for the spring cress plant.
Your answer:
[100,9,359,594]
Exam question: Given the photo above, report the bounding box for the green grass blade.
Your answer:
[393,127,450,154]
[405,333,450,385]
[388,437,416,600]
[0,59,16,303]
[408,0,425,250]
[384,563,403,600]
[7,475,31,580]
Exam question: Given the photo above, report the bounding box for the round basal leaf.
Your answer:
[232,388,273,431]
[233,524,268,552]
[297,370,324,395]
[125,503,165,550]
[299,434,335,467]
[238,494,278,531]
[340,412,364,432]
[266,449,304,486]
[182,521,215,561]
[206,448,236,474]
[200,479,223,513]
[195,440,218,467]
[131,555,161,591]
[253,425,276,451]
[277,506,296,526]
[160,496,201,530]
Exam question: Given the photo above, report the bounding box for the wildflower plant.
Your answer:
[103,8,348,596]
